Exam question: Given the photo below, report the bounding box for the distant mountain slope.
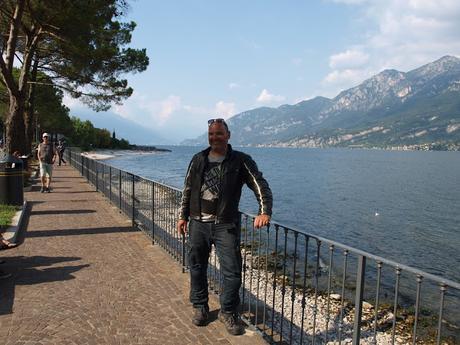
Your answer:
[73,110,170,145]
[183,56,460,150]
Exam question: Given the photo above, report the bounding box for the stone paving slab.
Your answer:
[0,165,267,345]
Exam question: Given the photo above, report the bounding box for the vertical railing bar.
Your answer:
[391,267,402,345]
[212,235,217,293]
[248,217,256,321]
[165,189,170,254]
[325,245,335,344]
[262,224,270,332]
[153,182,156,244]
[352,255,366,345]
[109,166,112,203]
[299,235,310,345]
[131,173,135,228]
[289,232,299,344]
[373,261,383,344]
[412,275,423,345]
[271,225,280,339]
[312,241,321,345]
[337,249,349,345]
[163,187,167,249]
[436,284,446,345]
[255,222,262,327]
[95,162,98,191]
[181,231,186,273]
[175,191,180,260]
[119,169,122,211]
[279,228,289,344]
[241,214,249,313]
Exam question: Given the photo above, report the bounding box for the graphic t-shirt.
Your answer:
[39,143,55,164]
[200,154,225,221]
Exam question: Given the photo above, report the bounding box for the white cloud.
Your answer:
[159,95,181,121]
[329,49,369,69]
[256,89,286,104]
[323,68,371,89]
[62,93,84,110]
[109,92,183,127]
[215,101,237,118]
[323,0,460,93]
[228,82,240,89]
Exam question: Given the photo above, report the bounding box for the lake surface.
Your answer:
[107,146,460,283]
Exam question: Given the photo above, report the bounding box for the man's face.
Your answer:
[208,122,230,151]
[43,136,49,142]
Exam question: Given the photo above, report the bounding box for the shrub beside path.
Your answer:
[0,165,266,345]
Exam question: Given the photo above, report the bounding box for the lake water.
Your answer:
[107,146,460,283]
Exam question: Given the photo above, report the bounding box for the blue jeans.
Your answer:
[188,219,242,313]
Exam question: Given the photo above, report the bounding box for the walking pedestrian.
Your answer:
[57,139,67,166]
[37,133,57,193]
[177,118,272,335]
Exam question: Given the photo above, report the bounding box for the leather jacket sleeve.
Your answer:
[242,155,273,216]
[179,158,194,220]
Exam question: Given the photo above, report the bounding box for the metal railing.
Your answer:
[66,149,460,345]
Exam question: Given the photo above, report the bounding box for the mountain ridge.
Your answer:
[183,55,460,150]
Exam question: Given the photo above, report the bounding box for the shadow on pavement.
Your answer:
[26,226,135,238]
[30,209,97,215]
[0,255,87,316]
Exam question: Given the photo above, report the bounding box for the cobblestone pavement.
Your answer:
[0,165,267,345]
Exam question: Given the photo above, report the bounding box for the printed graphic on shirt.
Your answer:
[201,162,221,201]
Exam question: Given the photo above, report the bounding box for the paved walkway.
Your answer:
[0,165,267,345]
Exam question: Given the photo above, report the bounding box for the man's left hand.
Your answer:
[254,214,271,229]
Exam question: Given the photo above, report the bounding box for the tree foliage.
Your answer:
[0,0,149,154]
[67,116,130,151]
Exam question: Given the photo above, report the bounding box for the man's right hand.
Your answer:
[177,219,188,235]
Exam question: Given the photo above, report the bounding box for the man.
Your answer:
[37,133,57,193]
[57,139,67,166]
[177,118,272,335]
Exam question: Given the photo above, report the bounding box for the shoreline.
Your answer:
[81,148,169,161]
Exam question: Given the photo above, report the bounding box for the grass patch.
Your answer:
[0,204,19,227]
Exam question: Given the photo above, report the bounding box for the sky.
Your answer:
[64,0,460,144]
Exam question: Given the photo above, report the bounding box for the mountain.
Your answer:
[183,56,460,150]
[72,110,171,145]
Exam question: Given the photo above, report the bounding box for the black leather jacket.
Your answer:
[179,145,272,224]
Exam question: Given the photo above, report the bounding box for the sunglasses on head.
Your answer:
[208,118,228,130]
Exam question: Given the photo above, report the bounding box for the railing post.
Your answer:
[181,233,186,273]
[151,181,155,245]
[119,170,122,210]
[131,173,135,228]
[352,255,366,345]
[109,166,112,202]
[96,162,98,191]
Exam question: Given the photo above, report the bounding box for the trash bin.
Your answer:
[0,155,24,206]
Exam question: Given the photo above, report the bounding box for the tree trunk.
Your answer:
[24,108,35,155]
[24,53,40,155]
[5,93,27,155]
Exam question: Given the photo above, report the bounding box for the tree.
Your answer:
[69,117,96,150]
[0,0,149,154]
[1,68,74,146]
